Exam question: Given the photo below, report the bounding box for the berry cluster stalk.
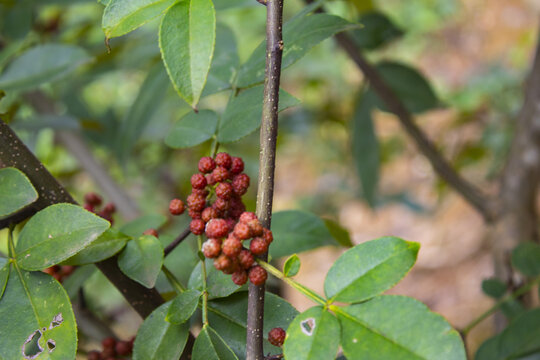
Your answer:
[246,0,284,358]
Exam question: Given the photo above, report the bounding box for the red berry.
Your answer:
[188,209,202,220]
[43,265,61,276]
[103,203,116,214]
[215,152,232,169]
[201,207,219,223]
[268,327,286,347]
[83,203,94,212]
[233,222,251,240]
[230,157,244,174]
[247,219,264,237]
[206,173,217,186]
[190,219,205,235]
[238,249,254,269]
[263,228,273,244]
[239,212,257,223]
[205,218,229,238]
[87,351,101,360]
[198,157,216,173]
[229,196,246,219]
[187,193,206,212]
[231,270,248,285]
[225,218,236,233]
[84,192,102,206]
[192,188,210,197]
[202,238,222,258]
[213,254,232,271]
[98,210,114,224]
[250,237,268,255]
[248,266,267,286]
[216,182,233,200]
[169,198,185,215]
[191,173,207,189]
[212,166,230,182]
[222,236,242,257]
[232,173,250,196]
[61,265,75,277]
[115,341,132,356]
[222,258,240,274]
[143,228,159,237]
[213,197,230,212]
[53,272,63,282]
[102,337,116,349]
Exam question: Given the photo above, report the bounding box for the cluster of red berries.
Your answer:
[84,192,116,225]
[42,264,75,283]
[168,153,271,286]
[268,327,286,347]
[87,337,134,360]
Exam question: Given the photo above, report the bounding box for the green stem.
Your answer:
[162,265,186,294]
[256,260,326,306]
[7,224,15,258]
[210,137,220,158]
[461,276,540,335]
[198,235,209,325]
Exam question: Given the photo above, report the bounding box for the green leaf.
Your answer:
[188,259,241,299]
[351,90,379,206]
[16,204,110,271]
[236,13,359,87]
[283,306,340,360]
[208,292,298,359]
[102,0,177,38]
[475,308,540,360]
[165,110,218,149]
[193,326,239,360]
[338,295,466,360]
[62,229,130,265]
[373,61,439,114]
[481,278,507,299]
[269,210,337,259]
[159,0,216,108]
[0,167,38,218]
[118,235,163,288]
[0,268,77,360]
[166,289,201,324]
[0,258,9,300]
[120,214,167,237]
[133,301,190,360]
[0,44,90,91]
[351,11,403,50]
[116,64,170,160]
[217,86,300,143]
[324,237,419,303]
[512,242,540,276]
[203,24,240,96]
[283,254,301,277]
[323,218,353,248]
[62,265,97,299]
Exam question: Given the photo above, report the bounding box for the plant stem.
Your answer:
[247,0,284,358]
[461,276,540,335]
[198,235,209,326]
[257,260,326,306]
[7,224,15,259]
[164,227,191,256]
[162,265,186,293]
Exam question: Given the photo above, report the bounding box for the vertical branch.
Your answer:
[247,0,284,358]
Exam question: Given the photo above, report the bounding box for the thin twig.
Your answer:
[247,0,284,358]
[264,354,283,360]
[164,227,191,256]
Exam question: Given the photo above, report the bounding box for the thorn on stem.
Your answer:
[256,0,267,5]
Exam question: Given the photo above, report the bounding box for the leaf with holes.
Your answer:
[283,306,340,360]
[62,229,130,265]
[192,326,239,360]
[118,235,164,288]
[324,237,419,303]
[0,44,90,91]
[102,0,177,38]
[159,0,216,108]
[283,254,301,277]
[0,268,77,359]
[15,204,110,271]
[217,85,300,143]
[133,302,190,360]
[511,242,540,276]
[338,296,466,360]
[165,110,218,149]
[166,289,201,324]
[0,167,38,218]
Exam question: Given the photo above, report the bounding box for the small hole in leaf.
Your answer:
[49,313,63,329]
[300,318,316,336]
[47,339,56,352]
[22,330,44,359]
